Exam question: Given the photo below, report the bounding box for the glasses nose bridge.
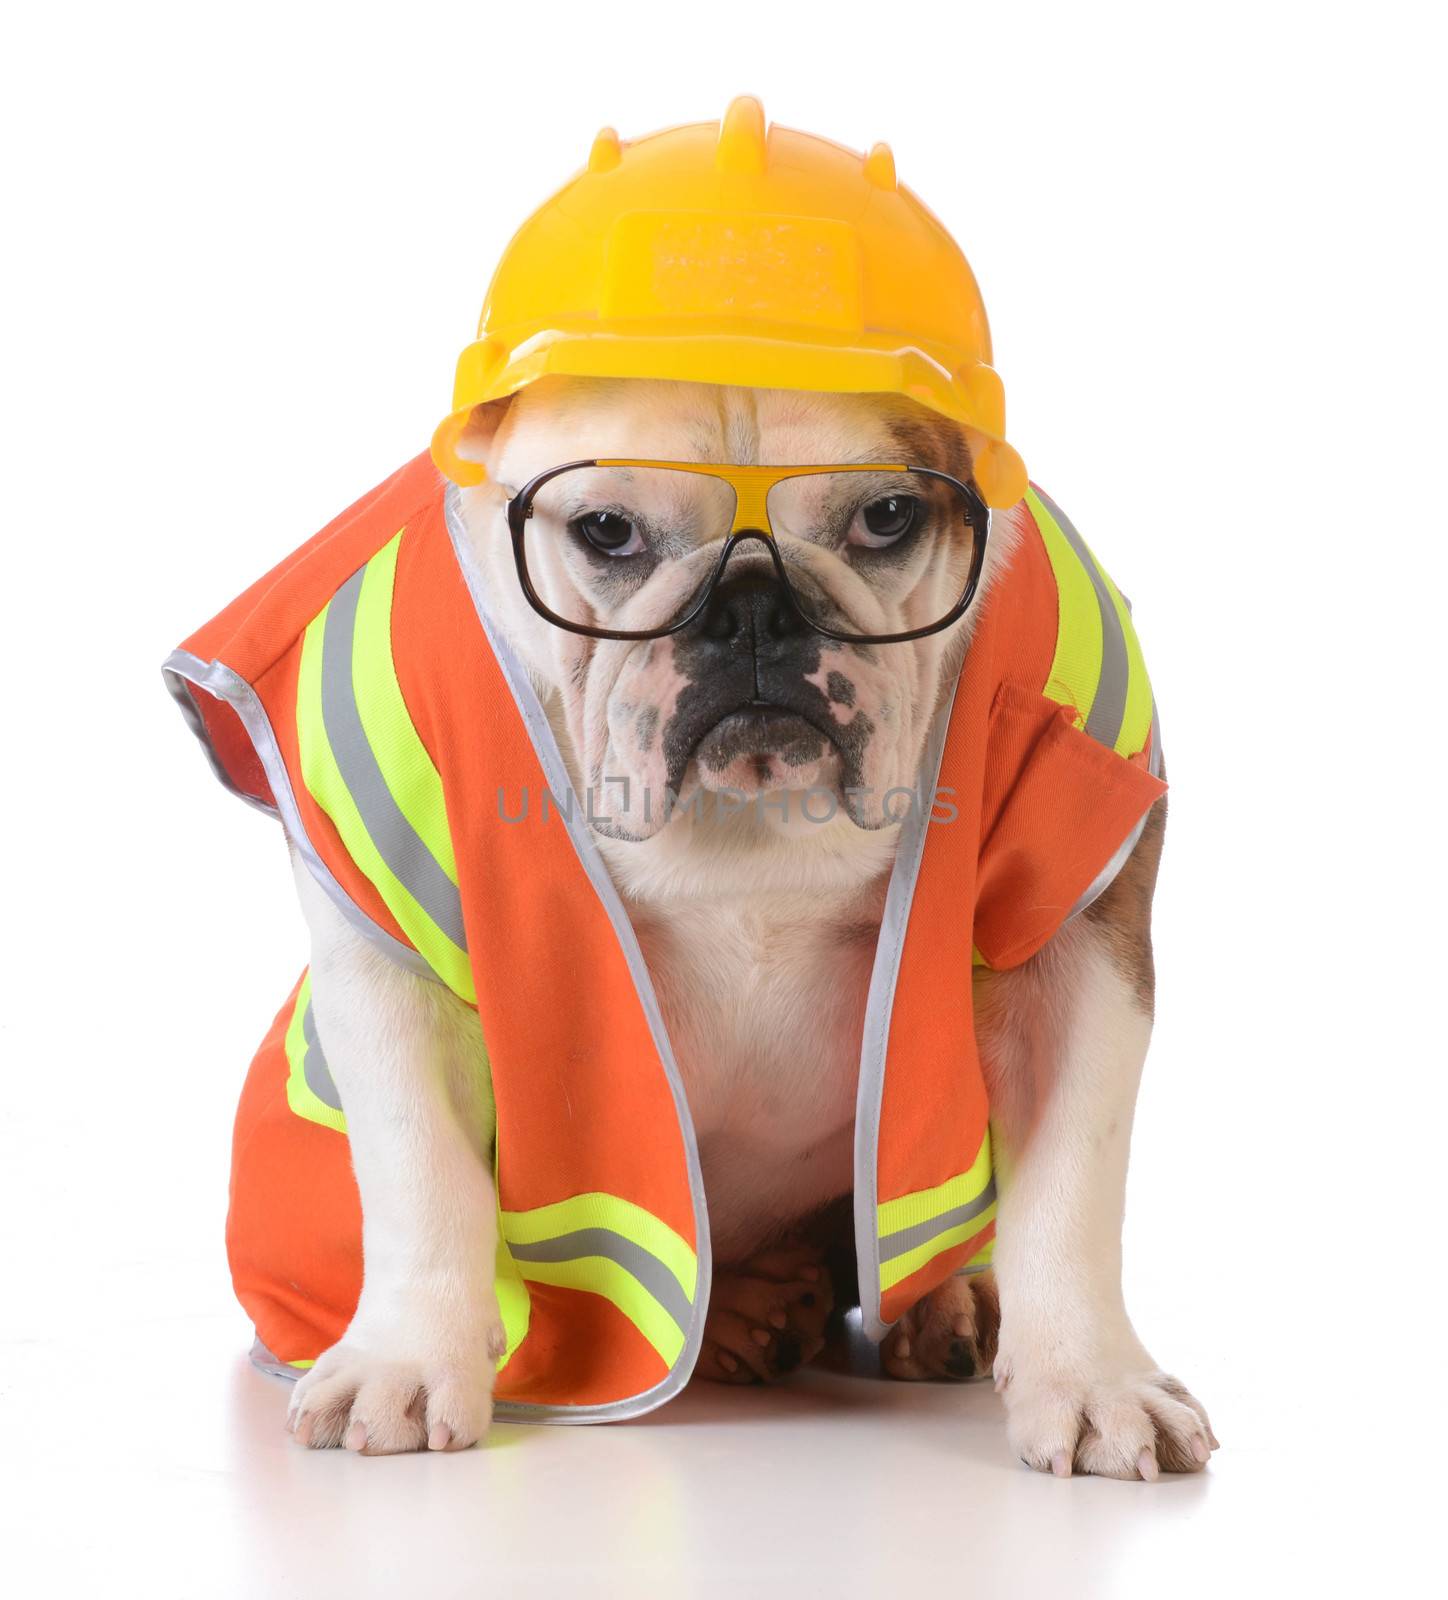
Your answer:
[705,525,791,611]
[725,470,777,535]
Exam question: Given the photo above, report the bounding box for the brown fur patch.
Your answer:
[882,1269,1001,1382]
[884,408,973,480]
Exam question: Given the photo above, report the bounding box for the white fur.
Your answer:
[284,379,1212,1474]
[616,850,890,1261]
[285,850,502,1453]
[974,921,1215,1477]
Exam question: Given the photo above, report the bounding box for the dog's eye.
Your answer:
[571,510,643,557]
[851,494,921,549]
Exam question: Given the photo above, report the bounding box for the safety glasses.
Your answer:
[504,459,991,645]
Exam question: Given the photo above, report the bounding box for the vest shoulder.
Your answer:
[175,453,446,681]
[969,491,1061,693]
[975,485,1155,762]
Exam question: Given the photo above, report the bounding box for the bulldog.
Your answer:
[283,375,1216,1479]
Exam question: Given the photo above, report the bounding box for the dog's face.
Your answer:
[454,377,998,847]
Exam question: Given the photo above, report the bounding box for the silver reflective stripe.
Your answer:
[506,1230,692,1333]
[249,1337,301,1381]
[163,664,279,819]
[851,682,959,1345]
[162,649,440,985]
[1063,695,1166,924]
[876,1178,998,1264]
[443,485,713,1428]
[1065,813,1146,922]
[319,570,470,953]
[300,997,342,1112]
[1034,487,1129,749]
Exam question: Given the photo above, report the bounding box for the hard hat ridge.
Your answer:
[715,93,767,175]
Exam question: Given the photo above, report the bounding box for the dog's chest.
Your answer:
[625,887,885,1263]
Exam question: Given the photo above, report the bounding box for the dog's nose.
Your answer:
[696,568,806,652]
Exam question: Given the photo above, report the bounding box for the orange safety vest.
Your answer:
[165,453,1164,1421]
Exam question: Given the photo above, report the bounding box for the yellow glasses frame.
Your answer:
[504,458,991,645]
[597,459,908,535]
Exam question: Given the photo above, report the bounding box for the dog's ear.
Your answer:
[452,396,514,471]
[433,395,516,486]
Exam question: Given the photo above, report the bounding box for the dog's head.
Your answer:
[452,378,1008,855]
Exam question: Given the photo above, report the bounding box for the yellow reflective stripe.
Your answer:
[296,554,475,1003]
[510,1255,685,1366]
[961,1234,996,1273]
[1097,565,1155,758]
[878,1129,993,1237]
[282,971,347,1134]
[502,1192,698,1300]
[493,1213,530,1372]
[1028,487,1103,728]
[879,1197,998,1293]
[878,1131,996,1293]
[501,1192,698,1368]
[1030,487,1156,756]
[351,534,461,887]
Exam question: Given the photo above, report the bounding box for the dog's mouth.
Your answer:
[693,702,834,780]
[661,674,867,802]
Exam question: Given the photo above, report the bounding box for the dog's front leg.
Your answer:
[976,814,1216,1480]
[284,851,504,1454]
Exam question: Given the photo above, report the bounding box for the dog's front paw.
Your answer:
[996,1340,1218,1480]
[697,1246,835,1383]
[883,1269,1000,1381]
[286,1317,505,1454]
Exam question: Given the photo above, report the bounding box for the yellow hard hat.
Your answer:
[432,96,1028,508]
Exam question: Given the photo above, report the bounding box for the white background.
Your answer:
[2,2,1443,1594]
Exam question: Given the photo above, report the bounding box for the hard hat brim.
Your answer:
[430,328,1028,508]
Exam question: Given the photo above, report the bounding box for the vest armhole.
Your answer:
[1058,796,1150,926]
[975,682,1166,972]
[162,647,444,987]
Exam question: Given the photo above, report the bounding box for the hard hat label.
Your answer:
[601,211,864,333]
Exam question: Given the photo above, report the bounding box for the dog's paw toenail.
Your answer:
[1051,1450,1072,1478]
[345,1421,367,1452]
[1191,1436,1209,1464]
[1138,1450,1160,1481]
